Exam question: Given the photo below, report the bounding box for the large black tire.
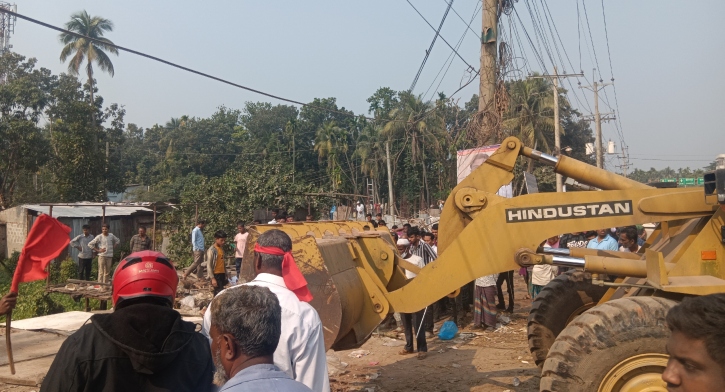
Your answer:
[540,296,676,392]
[527,271,609,368]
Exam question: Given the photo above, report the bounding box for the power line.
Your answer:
[403,0,477,72]
[424,1,482,101]
[444,0,478,37]
[600,0,615,79]
[534,0,592,113]
[576,1,582,71]
[410,0,453,91]
[580,0,602,81]
[3,9,377,122]
[600,0,627,155]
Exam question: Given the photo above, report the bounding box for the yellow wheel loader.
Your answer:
[242,137,725,392]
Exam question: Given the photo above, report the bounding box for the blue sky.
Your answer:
[10,0,725,171]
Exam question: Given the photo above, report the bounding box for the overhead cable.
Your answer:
[410,0,453,91]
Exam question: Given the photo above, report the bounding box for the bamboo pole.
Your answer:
[5,309,14,374]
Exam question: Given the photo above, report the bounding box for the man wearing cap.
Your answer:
[202,229,329,392]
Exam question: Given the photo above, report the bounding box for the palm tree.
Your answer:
[383,92,444,209]
[502,78,556,152]
[59,11,118,107]
[315,121,348,191]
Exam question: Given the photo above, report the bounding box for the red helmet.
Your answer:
[112,250,178,307]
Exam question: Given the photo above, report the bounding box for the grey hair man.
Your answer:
[209,285,312,391]
[202,229,329,392]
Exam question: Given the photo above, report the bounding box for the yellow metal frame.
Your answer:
[242,137,724,349]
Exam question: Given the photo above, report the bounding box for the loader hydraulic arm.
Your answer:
[384,137,718,313]
[244,137,720,351]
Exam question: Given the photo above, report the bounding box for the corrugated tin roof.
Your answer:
[24,204,153,218]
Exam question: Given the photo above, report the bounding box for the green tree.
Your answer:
[45,74,106,201]
[314,121,347,192]
[0,53,53,208]
[502,77,555,152]
[59,11,118,109]
[383,92,444,209]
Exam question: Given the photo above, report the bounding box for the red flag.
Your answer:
[11,214,71,293]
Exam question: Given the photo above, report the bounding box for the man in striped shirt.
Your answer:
[406,226,437,266]
[406,226,439,336]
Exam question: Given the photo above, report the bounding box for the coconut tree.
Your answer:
[502,77,556,152]
[315,121,348,192]
[383,92,444,209]
[59,11,118,107]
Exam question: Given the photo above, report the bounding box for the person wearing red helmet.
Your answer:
[41,251,214,392]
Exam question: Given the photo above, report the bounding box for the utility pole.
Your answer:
[478,0,498,141]
[530,67,582,191]
[580,69,613,169]
[385,141,394,217]
[616,144,631,176]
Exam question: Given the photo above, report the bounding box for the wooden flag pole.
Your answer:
[5,309,15,374]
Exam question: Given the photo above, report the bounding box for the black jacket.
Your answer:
[41,303,214,392]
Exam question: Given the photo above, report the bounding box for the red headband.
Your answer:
[254,243,313,302]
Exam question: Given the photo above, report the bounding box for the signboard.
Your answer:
[679,178,695,185]
[661,179,676,183]
[457,145,513,198]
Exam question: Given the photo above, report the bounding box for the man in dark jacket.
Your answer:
[41,251,214,392]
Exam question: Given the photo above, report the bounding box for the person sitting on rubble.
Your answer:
[662,293,725,391]
[208,285,312,391]
[41,251,214,392]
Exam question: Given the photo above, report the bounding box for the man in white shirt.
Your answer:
[203,229,329,392]
[356,201,365,221]
[87,223,120,283]
[532,236,560,297]
[233,221,248,279]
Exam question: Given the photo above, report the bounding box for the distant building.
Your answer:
[0,203,157,261]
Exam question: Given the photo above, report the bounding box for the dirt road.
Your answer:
[330,281,540,392]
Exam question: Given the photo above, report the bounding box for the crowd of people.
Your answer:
[0,209,722,390]
[35,228,324,391]
[525,225,648,298]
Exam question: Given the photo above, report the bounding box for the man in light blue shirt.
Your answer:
[183,220,207,280]
[586,228,620,251]
[209,285,312,392]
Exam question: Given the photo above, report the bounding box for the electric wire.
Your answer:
[424,1,482,101]
[3,9,388,123]
[444,0,478,37]
[404,0,477,72]
[410,0,453,92]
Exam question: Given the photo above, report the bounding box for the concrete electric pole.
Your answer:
[386,141,394,217]
[530,67,582,191]
[580,69,614,169]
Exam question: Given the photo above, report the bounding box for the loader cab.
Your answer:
[703,154,725,206]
